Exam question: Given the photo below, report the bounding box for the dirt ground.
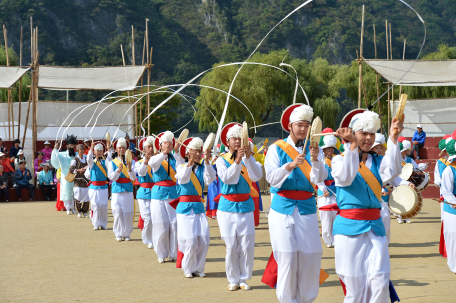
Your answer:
[1,196,454,302]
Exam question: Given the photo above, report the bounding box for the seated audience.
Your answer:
[0,152,16,188]
[38,163,54,201]
[15,160,35,201]
[0,165,9,202]
[10,139,22,158]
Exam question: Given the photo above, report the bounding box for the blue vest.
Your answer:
[270,139,316,215]
[151,154,178,200]
[218,157,254,213]
[333,155,386,237]
[438,159,448,177]
[137,159,154,200]
[317,161,336,197]
[111,160,133,193]
[444,165,456,215]
[176,164,205,215]
[89,158,108,190]
[405,156,412,164]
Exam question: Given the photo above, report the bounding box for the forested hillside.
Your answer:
[1,0,456,134]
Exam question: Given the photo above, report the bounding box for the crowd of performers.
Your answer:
[49,102,456,303]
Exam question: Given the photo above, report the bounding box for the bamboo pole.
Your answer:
[131,26,135,66]
[131,26,138,142]
[400,39,406,95]
[4,25,12,140]
[30,17,33,63]
[386,21,390,134]
[390,23,394,116]
[386,20,389,60]
[18,26,23,140]
[121,44,133,140]
[146,19,149,65]
[358,5,365,109]
[373,24,382,133]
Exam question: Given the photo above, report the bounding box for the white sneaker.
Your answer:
[406,220,411,224]
[326,243,334,248]
[157,258,165,264]
[67,210,71,215]
[101,226,108,230]
[116,238,122,242]
[78,213,83,218]
[194,272,206,277]
[147,243,154,249]
[397,219,403,224]
[125,237,131,241]
[71,210,76,214]
[84,213,89,218]
[13,184,16,188]
[94,227,98,231]
[240,282,251,291]
[227,283,238,291]
[184,273,193,278]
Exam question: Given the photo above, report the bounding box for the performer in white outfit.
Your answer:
[69,144,90,218]
[215,123,263,291]
[175,137,216,278]
[51,135,77,215]
[331,110,403,303]
[86,141,112,230]
[435,136,452,221]
[264,104,326,302]
[107,138,136,241]
[317,134,338,248]
[135,136,156,249]
[440,138,456,274]
[148,131,184,263]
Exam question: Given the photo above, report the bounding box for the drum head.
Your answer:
[389,185,418,215]
[399,163,414,181]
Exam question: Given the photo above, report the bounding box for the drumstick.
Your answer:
[312,132,337,137]
[432,198,455,206]
[302,128,311,156]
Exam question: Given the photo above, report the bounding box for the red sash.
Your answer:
[169,195,203,210]
[140,182,155,189]
[319,203,380,220]
[277,190,313,200]
[116,177,131,184]
[155,180,176,187]
[324,179,334,186]
[213,193,250,203]
[88,180,108,186]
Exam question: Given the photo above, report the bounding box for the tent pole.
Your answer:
[389,23,395,116]
[121,44,133,140]
[400,39,406,96]
[358,5,365,109]
[131,25,138,142]
[373,23,382,133]
[23,87,32,148]
[140,35,145,136]
[4,25,12,140]
[18,26,23,140]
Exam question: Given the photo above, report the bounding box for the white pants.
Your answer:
[74,187,89,202]
[443,211,456,273]
[335,230,390,303]
[89,188,109,229]
[177,210,210,274]
[380,201,391,244]
[269,208,322,303]
[111,192,134,238]
[151,198,177,259]
[217,210,255,285]
[138,199,153,245]
[63,200,74,211]
[317,196,337,245]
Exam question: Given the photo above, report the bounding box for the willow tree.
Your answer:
[195,50,343,132]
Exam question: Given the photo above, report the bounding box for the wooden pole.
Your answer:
[386,21,390,134]
[386,20,389,60]
[4,25,12,140]
[373,24,382,133]
[18,26,23,139]
[358,5,365,109]
[22,89,32,148]
[146,19,149,65]
[121,44,125,65]
[390,23,394,116]
[30,17,33,63]
[139,35,145,138]
[400,39,406,95]
[131,26,138,141]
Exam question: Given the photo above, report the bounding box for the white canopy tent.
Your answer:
[0,67,29,88]
[364,60,456,86]
[38,66,146,91]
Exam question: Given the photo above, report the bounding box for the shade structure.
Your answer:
[38,66,146,91]
[0,67,30,88]
[364,60,456,86]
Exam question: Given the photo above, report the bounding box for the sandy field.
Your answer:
[1,196,455,302]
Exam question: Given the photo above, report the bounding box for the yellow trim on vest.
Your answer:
[139,159,153,180]
[161,160,177,182]
[112,158,131,181]
[94,159,107,178]
[221,153,259,198]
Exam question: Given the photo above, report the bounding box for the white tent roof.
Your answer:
[0,67,30,88]
[364,60,456,86]
[38,124,126,141]
[38,66,146,91]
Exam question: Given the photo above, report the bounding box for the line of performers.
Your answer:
[50,101,456,303]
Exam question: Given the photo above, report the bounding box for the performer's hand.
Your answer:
[236,147,245,164]
[162,141,173,155]
[287,154,305,171]
[127,163,132,172]
[452,204,456,210]
[174,142,181,153]
[91,141,95,151]
[106,140,111,149]
[382,191,388,196]
[323,190,330,198]
[204,149,210,164]
[144,153,151,163]
[118,162,124,171]
[390,115,405,144]
[309,145,319,161]
[54,141,60,150]
[245,145,251,159]
[336,128,358,151]
[408,183,416,190]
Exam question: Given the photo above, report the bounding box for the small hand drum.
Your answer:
[309,117,322,161]
[177,129,189,145]
[399,163,430,191]
[389,185,423,219]
[242,122,249,147]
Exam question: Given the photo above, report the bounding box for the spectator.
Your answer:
[41,141,53,163]
[83,138,91,155]
[0,138,7,154]
[14,150,27,168]
[34,151,44,176]
[0,152,16,188]
[10,139,22,158]
[126,133,136,152]
[412,124,426,160]
[15,160,35,201]
[38,163,54,201]
[0,165,9,202]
